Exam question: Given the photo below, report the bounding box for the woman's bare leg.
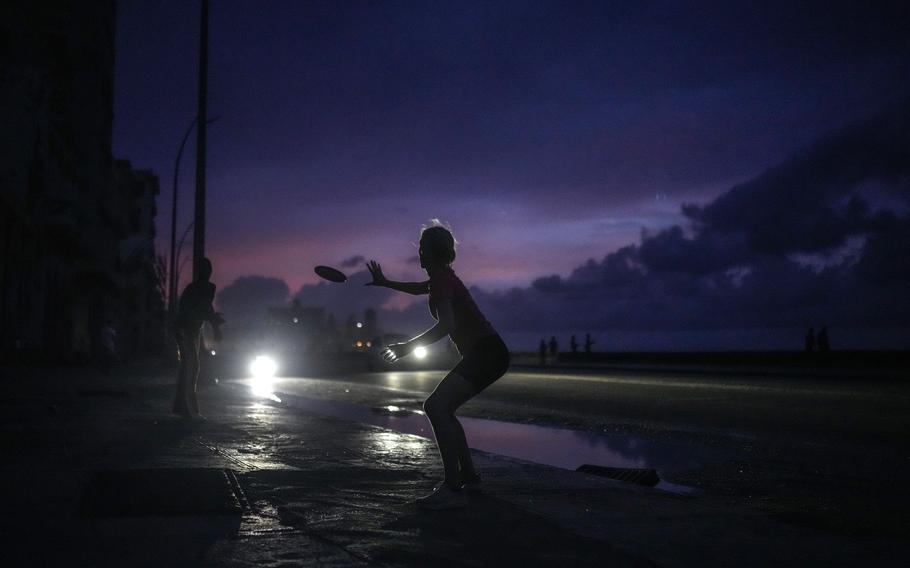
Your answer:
[187,334,201,415]
[174,333,191,415]
[450,413,477,480]
[423,371,477,488]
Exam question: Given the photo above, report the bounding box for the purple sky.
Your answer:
[114,1,910,349]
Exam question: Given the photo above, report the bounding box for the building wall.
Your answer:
[0,2,162,362]
[113,160,164,358]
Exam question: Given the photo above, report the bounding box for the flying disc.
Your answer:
[314,265,347,283]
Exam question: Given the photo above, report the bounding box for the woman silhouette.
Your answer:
[173,257,224,419]
[367,220,510,510]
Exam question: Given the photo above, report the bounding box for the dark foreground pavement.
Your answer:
[0,364,905,567]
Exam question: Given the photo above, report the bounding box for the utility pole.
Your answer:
[170,116,198,317]
[193,0,209,279]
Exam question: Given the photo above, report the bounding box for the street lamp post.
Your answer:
[169,116,199,318]
[193,0,209,277]
[168,115,218,318]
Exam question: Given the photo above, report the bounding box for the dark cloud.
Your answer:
[339,255,365,269]
[216,276,290,326]
[464,102,910,345]
[684,99,910,259]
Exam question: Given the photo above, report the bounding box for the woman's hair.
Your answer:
[420,219,457,265]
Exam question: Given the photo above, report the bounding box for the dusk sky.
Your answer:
[114,1,910,349]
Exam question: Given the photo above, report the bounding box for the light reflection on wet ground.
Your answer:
[248,384,707,494]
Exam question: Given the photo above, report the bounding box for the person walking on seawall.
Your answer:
[549,336,558,362]
[804,327,816,352]
[570,334,578,354]
[817,325,830,353]
[366,220,510,510]
[584,332,594,356]
[173,258,224,419]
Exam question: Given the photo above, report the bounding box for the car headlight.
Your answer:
[250,355,277,378]
[413,346,428,359]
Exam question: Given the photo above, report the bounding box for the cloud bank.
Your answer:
[470,100,910,347]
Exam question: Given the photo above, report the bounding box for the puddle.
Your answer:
[267,390,704,495]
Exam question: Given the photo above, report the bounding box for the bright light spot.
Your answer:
[251,377,275,398]
[386,405,400,412]
[356,340,363,348]
[413,346,428,359]
[210,350,216,356]
[250,355,277,378]
[356,322,363,328]
[249,355,278,399]
[292,317,299,323]
[370,431,425,455]
[366,341,372,347]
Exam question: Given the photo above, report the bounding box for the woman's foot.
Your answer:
[416,483,466,510]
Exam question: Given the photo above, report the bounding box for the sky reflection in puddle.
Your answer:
[275,393,705,494]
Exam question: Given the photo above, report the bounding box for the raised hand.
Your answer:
[381,342,410,363]
[366,260,388,287]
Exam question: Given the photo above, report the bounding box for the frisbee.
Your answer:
[314,265,347,283]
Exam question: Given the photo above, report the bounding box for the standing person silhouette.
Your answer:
[367,221,510,510]
[804,327,816,352]
[817,325,830,353]
[173,258,224,419]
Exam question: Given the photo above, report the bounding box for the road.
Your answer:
[235,365,910,537]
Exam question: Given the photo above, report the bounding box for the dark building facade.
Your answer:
[1,2,163,362]
[113,159,165,358]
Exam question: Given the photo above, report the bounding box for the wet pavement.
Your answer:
[0,363,906,566]
[265,389,703,494]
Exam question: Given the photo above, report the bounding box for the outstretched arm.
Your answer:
[366,260,429,295]
[383,299,454,362]
[204,285,225,341]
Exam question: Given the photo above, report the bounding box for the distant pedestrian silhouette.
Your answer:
[817,326,830,353]
[549,336,558,361]
[570,335,578,354]
[173,258,224,419]
[804,327,816,352]
[367,221,509,510]
[584,333,594,355]
[539,339,547,366]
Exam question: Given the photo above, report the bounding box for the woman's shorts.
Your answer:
[453,334,510,393]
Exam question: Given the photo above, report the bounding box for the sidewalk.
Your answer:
[0,363,903,566]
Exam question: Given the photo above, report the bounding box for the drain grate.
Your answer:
[576,464,660,487]
[81,468,248,517]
